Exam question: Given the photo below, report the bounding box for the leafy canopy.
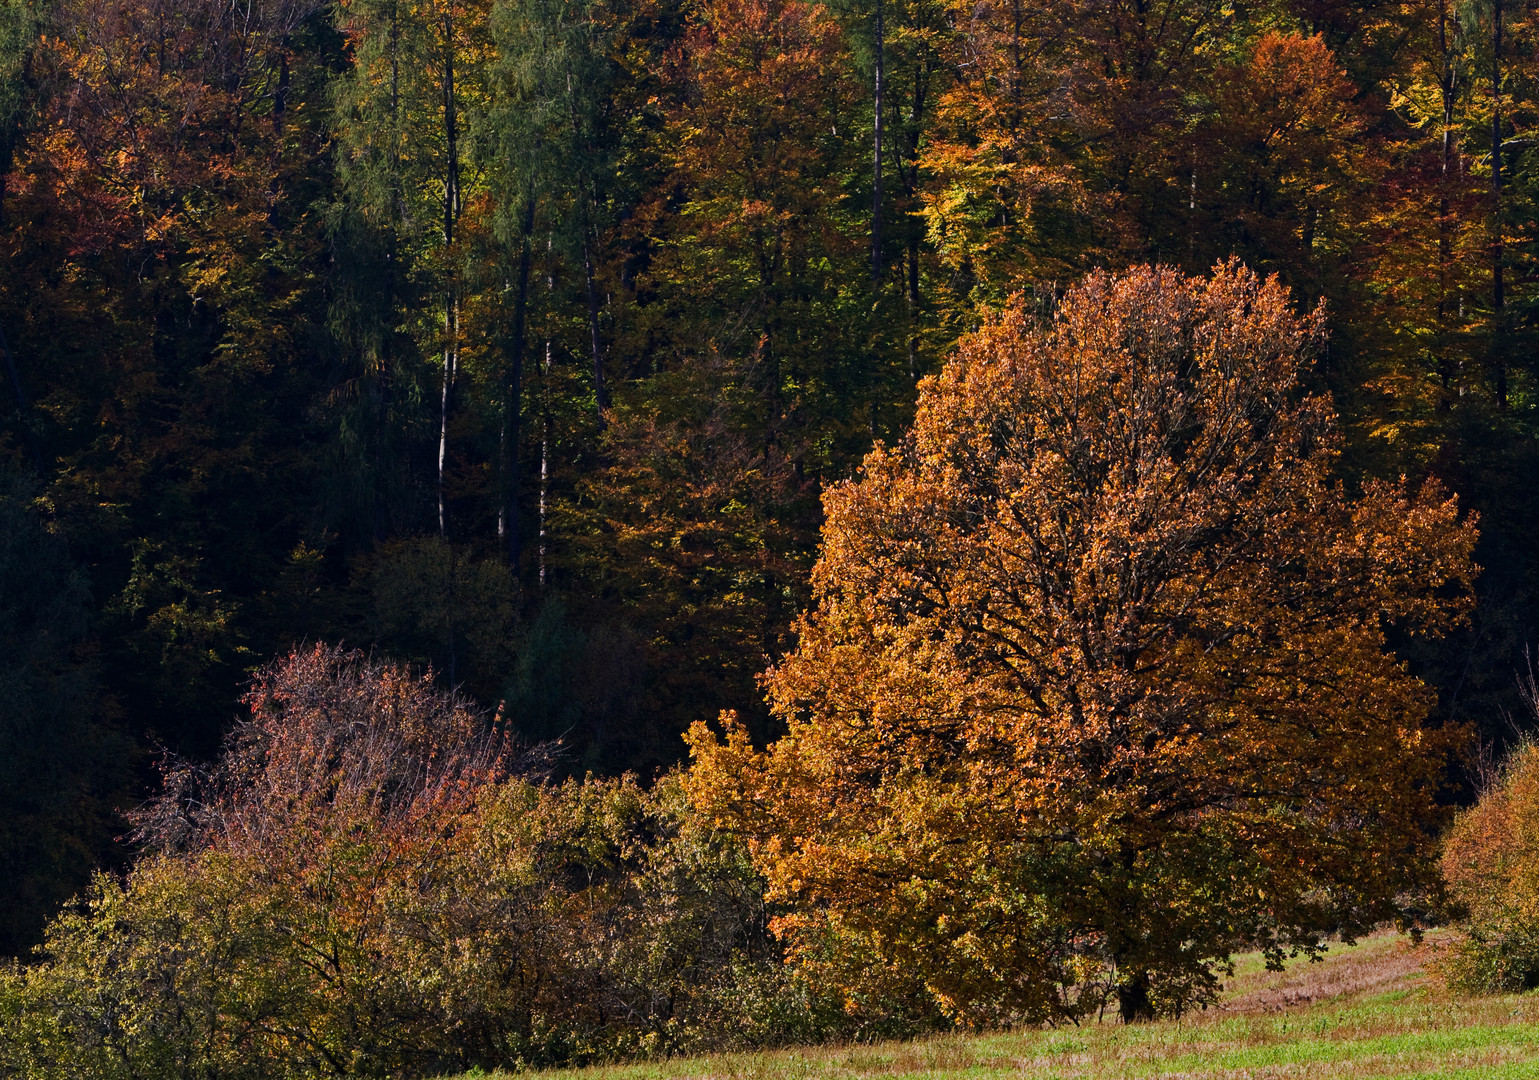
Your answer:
[689,261,1479,1024]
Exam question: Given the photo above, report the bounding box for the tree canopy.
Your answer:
[688,262,1479,1023]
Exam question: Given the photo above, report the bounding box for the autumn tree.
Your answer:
[1197,33,1374,284]
[917,0,1090,291]
[918,0,1242,293]
[482,0,618,560]
[644,0,864,421]
[0,0,335,754]
[571,352,820,769]
[688,262,1479,1024]
[1442,736,1539,991]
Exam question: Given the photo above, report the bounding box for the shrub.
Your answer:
[0,646,860,1079]
[1442,739,1539,993]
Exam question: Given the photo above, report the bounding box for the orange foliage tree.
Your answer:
[644,0,860,395]
[1200,32,1375,282]
[689,262,1479,1024]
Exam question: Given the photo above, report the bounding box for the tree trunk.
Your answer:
[502,193,536,565]
[539,405,549,590]
[583,231,606,422]
[540,240,554,589]
[438,2,462,538]
[1491,0,1507,409]
[871,0,884,284]
[1117,971,1154,1024]
[439,301,456,538]
[1437,0,1453,408]
[903,61,927,381]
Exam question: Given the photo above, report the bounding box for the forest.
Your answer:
[2,0,1539,1069]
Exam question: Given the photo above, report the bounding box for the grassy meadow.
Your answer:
[451,932,1539,1080]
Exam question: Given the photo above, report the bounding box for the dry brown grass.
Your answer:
[1217,929,1451,1013]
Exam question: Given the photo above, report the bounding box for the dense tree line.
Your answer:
[0,269,1484,1074]
[2,0,1538,958]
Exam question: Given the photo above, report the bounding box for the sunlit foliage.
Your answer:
[689,263,1478,1024]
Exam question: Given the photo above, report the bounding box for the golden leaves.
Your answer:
[689,262,1479,1024]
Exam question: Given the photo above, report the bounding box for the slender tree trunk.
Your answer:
[540,239,554,589]
[539,405,549,589]
[1434,0,1446,406]
[871,0,884,283]
[439,304,457,537]
[1491,0,1507,409]
[438,3,462,536]
[583,229,606,422]
[502,193,536,565]
[375,0,403,544]
[1437,0,1454,407]
[563,60,607,424]
[903,62,926,381]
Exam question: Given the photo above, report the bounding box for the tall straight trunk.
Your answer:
[438,3,462,537]
[902,61,927,381]
[539,404,549,589]
[871,0,884,283]
[501,194,536,565]
[1491,0,1507,409]
[583,228,606,422]
[1437,0,1454,405]
[439,300,457,538]
[376,1,402,543]
[564,61,607,424]
[540,239,554,589]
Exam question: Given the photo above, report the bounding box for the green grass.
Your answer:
[450,931,1539,1079]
